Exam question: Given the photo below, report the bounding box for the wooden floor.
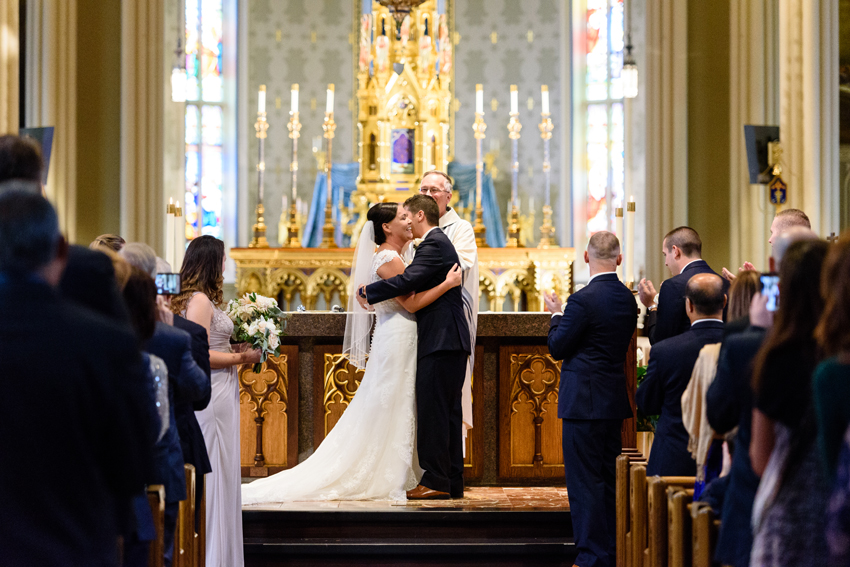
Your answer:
[242,486,576,566]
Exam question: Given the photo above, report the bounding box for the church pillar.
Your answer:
[24,0,78,242]
[120,0,165,252]
[778,0,840,237]
[644,0,689,283]
[0,1,19,133]
[728,1,778,272]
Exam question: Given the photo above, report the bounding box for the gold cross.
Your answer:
[828,232,838,244]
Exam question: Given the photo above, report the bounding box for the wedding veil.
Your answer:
[342,221,376,370]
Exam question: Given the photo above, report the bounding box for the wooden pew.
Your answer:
[667,486,693,567]
[197,479,206,567]
[645,477,695,567]
[691,500,719,567]
[616,452,647,567]
[147,485,166,567]
[174,465,196,567]
[630,464,648,567]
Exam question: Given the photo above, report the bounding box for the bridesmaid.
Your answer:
[171,236,260,567]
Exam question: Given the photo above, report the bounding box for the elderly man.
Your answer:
[410,170,479,498]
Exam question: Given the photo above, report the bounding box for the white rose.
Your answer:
[268,334,279,350]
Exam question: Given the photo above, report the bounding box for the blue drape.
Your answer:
[304,161,505,248]
[303,163,360,248]
[447,161,505,248]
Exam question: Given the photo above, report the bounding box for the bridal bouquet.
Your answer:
[226,292,289,373]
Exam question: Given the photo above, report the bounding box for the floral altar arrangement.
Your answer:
[226,293,289,373]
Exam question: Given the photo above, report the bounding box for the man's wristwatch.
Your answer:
[648,293,659,312]
[358,287,367,299]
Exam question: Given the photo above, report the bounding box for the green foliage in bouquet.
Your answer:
[226,292,290,373]
[634,364,659,432]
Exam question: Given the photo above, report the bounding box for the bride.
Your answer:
[241,202,461,504]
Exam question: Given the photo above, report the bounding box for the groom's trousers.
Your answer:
[416,349,468,495]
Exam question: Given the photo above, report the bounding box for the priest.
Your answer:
[407,171,478,496]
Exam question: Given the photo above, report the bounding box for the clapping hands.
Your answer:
[721,261,756,282]
[543,291,562,314]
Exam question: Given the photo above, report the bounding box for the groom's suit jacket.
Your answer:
[365,227,471,358]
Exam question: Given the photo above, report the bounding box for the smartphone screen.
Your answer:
[155,273,181,295]
[760,274,780,312]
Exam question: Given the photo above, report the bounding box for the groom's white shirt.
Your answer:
[406,208,479,442]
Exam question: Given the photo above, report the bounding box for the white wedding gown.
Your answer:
[241,249,421,504]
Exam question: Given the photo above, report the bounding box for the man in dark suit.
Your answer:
[0,191,155,566]
[638,227,729,344]
[359,194,470,500]
[544,231,637,567]
[60,244,131,323]
[636,273,727,476]
[706,326,766,567]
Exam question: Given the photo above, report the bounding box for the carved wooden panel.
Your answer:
[238,346,299,477]
[313,345,365,447]
[499,346,564,479]
[463,345,485,480]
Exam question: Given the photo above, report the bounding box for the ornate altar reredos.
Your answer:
[356,0,452,202]
[231,247,574,312]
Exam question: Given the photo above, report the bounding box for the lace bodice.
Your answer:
[182,292,233,353]
[370,249,409,319]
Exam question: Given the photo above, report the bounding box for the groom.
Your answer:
[358,194,470,499]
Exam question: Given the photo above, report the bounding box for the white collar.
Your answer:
[421,226,440,240]
[440,207,460,228]
[679,259,702,275]
[588,271,618,284]
[691,318,723,326]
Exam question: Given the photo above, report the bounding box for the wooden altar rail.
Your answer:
[230,247,575,313]
[237,313,638,485]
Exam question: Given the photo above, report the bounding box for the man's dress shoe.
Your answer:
[406,484,450,500]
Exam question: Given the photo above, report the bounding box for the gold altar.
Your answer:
[231,246,574,312]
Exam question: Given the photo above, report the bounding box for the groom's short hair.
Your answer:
[404,194,440,226]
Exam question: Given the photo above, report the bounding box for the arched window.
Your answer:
[184,0,224,240]
[582,0,625,238]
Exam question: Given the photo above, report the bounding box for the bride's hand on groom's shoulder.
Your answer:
[446,264,462,288]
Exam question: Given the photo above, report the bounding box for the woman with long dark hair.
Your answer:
[171,235,260,567]
[749,239,830,566]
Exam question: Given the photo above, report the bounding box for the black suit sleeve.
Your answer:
[365,238,443,304]
[174,332,211,404]
[651,280,680,345]
[635,345,665,415]
[547,294,589,362]
[705,340,740,434]
[644,309,657,341]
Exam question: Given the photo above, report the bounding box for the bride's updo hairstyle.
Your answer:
[367,202,397,246]
[170,235,225,314]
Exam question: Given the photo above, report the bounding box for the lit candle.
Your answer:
[326,84,335,114]
[541,85,549,115]
[258,85,266,114]
[510,85,518,114]
[615,206,624,281]
[291,84,299,113]
[174,200,182,269]
[282,195,288,215]
[625,196,636,286]
[529,197,535,212]
[476,84,483,114]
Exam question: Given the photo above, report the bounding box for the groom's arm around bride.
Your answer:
[360,195,470,499]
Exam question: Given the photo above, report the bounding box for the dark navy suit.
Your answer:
[365,227,470,495]
[644,259,728,345]
[145,322,209,567]
[636,320,725,476]
[548,272,637,567]
[706,326,766,567]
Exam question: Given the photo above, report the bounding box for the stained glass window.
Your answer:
[584,0,625,238]
[184,0,224,240]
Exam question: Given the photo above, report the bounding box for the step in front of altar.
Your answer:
[242,486,577,566]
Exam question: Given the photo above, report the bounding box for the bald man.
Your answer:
[545,231,637,567]
[636,273,727,476]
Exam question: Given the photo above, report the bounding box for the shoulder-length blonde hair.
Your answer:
[170,235,225,315]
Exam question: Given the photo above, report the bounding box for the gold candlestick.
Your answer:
[321,109,338,249]
[473,110,488,247]
[249,89,270,248]
[537,112,555,248]
[285,106,302,247]
[506,109,522,248]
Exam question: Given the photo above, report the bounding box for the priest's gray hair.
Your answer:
[422,170,453,193]
[588,231,620,260]
[120,242,158,279]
